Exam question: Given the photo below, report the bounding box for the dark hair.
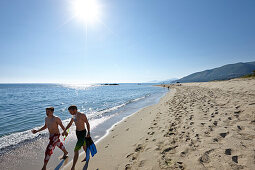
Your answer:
[46,107,54,112]
[68,105,77,111]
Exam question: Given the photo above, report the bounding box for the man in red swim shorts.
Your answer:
[32,107,68,170]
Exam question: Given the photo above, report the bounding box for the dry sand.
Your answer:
[64,78,255,170]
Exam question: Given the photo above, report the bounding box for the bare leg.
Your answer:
[81,145,87,162]
[57,142,68,159]
[71,150,79,170]
[42,160,48,170]
[43,145,50,170]
[60,147,68,159]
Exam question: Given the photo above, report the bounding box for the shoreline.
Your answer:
[64,78,255,170]
[93,87,167,145]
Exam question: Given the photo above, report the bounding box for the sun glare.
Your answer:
[72,0,100,23]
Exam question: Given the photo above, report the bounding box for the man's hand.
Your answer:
[31,129,37,134]
[63,131,68,137]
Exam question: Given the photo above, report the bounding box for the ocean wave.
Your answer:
[86,94,150,119]
[89,115,115,130]
[0,127,46,153]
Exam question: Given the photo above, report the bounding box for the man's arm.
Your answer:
[82,114,90,137]
[62,118,74,136]
[57,117,69,136]
[56,117,65,131]
[32,122,47,134]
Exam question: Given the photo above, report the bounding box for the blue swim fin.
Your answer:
[90,143,97,157]
[86,147,90,161]
[85,137,97,158]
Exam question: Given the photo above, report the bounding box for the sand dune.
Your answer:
[64,78,255,170]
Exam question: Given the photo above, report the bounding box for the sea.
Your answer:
[0,83,167,170]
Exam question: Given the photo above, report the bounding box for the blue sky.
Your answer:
[0,0,255,83]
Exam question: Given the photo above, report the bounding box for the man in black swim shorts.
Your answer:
[63,105,90,170]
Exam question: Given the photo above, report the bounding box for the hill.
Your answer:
[174,61,255,83]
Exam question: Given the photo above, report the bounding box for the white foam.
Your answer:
[86,103,126,119]
[0,127,46,150]
[0,119,71,151]
[89,115,115,130]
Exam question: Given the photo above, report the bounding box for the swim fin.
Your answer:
[85,137,97,161]
[89,142,97,157]
[86,147,90,162]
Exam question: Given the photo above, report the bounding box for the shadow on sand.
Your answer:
[54,157,69,170]
[54,157,90,170]
[82,159,90,170]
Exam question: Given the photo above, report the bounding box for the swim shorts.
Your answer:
[74,129,87,151]
[44,134,65,162]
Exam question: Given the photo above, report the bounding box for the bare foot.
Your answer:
[81,157,87,162]
[60,152,68,160]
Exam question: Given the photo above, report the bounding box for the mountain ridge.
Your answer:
[173,61,255,83]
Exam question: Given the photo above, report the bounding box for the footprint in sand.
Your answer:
[199,149,214,164]
[180,148,189,157]
[161,146,178,154]
[201,122,206,126]
[213,138,219,142]
[138,160,146,167]
[147,131,155,135]
[131,155,137,160]
[232,155,238,163]
[225,149,232,155]
[126,153,134,158]
[220,132,228,138]
[234,110,241,118]
[135,144,143,152]
[125,164,131,170]
[237,125,242,130]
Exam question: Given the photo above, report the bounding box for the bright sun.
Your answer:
[71,0,100,23]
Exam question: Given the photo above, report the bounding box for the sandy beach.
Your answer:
[64,78,255,170]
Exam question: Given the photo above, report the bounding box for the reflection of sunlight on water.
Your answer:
[58,83,101,90]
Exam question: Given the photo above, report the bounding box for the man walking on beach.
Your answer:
[63,105,90,170]
[32,107,68,170]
